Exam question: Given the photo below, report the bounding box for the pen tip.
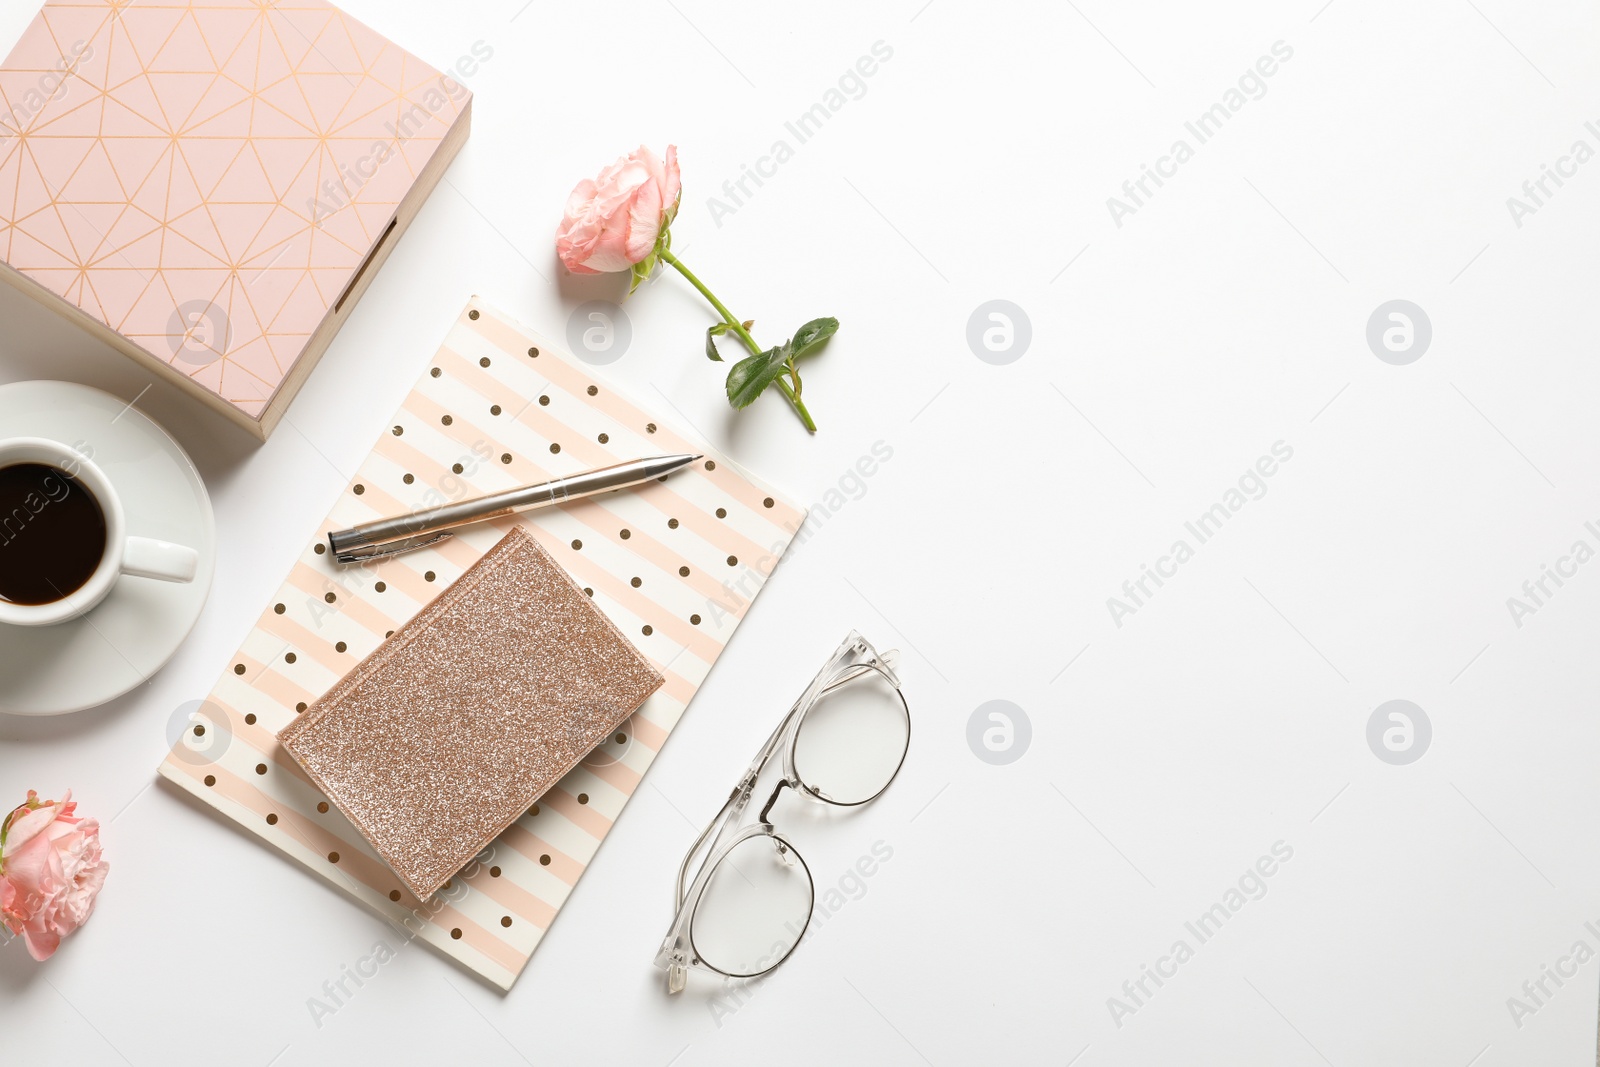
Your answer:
[688,454,704,462]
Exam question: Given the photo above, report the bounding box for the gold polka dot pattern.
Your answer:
[155,300,805,991]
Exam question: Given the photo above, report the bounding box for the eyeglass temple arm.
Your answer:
[674,787,741,909]
[671,686,808,908]
[670,681,816,908]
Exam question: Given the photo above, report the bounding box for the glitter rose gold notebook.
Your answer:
[278,526,663,900]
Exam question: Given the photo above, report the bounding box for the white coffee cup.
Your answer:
[0,437,198,627]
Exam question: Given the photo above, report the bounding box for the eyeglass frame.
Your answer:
[654,631,910,992]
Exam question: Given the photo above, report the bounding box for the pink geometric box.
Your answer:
[0,0,472,439]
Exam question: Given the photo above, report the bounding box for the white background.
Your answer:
[3,0,1599,1063]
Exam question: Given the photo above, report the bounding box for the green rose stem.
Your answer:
[658,248,817,433]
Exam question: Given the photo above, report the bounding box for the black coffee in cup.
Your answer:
[0,462,107,606]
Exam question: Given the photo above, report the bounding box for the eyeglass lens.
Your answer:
[791,665,909,805]
[692,834,813,977]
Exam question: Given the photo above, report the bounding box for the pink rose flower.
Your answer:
[1,790,109,961]
[556,144,680,275]
[551,143,832,432]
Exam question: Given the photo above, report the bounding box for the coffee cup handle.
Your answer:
[122,536,199,584]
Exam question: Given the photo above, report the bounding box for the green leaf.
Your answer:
[0,795,25,861]
[629,220,678,295]
[705,322,729,362]
[722,317,839,410]
[628,252,656,295]
[706,320,757,362]
[788,317,839,359]
[725,345,792,409]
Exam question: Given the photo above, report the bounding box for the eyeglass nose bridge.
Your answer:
[758,779,791,826]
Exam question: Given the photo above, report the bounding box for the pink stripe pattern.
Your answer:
[158,298,804,989]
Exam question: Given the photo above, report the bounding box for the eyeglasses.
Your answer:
[655,631,911,992]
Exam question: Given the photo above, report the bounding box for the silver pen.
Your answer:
[328,454,702,564]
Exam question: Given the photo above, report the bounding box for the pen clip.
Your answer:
[333,531,453,565]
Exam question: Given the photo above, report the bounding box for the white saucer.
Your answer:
[0,381,216,715]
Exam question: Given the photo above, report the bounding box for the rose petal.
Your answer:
[3,803,59,860]
[624,180,664,265]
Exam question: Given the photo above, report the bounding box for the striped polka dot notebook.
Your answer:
[157,297,805,990]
